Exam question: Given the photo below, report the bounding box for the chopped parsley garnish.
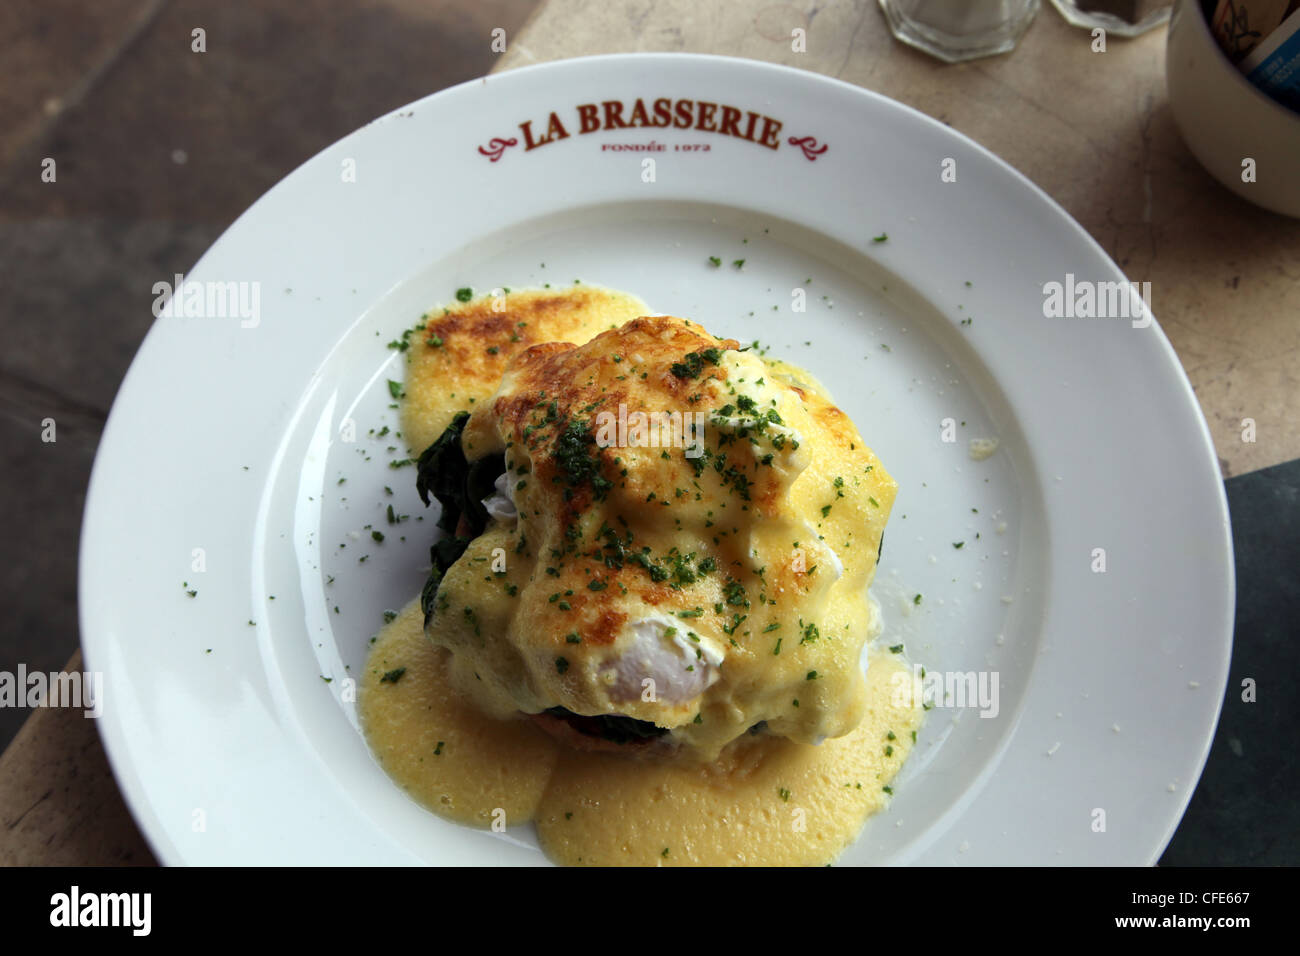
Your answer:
[553,416,611,500]
[379,667,407,684]
[723,580,749,607]
[455,287,473,302]
[669,347,723,380]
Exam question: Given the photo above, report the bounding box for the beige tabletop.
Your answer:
[2,0,1295,865]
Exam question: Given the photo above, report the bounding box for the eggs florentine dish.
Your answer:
[361,286,918,866]
[414,310,894,760]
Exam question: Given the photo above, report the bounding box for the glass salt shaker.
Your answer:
[878,0,1042,62]
[1050,1,1172,38]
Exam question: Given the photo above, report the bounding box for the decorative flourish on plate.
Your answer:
[478,137,519,163]
[787,136,829,161]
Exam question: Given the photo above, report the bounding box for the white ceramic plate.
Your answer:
[80,54,1233,866]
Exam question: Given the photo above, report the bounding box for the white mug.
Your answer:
[1166,0,1300,218]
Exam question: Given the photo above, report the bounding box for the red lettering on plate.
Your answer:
[485,99,827,164]
[520,111,570,150]
[627,99,652,128]
[718,106,742,139]
[696,100,719,132]
[673,98,694,129]
[576,103,600,134]
[652,98,673,127]
[602,100,628,129]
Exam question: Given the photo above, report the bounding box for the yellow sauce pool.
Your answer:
[361,599,920,866]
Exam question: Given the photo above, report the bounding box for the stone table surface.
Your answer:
[1,0,1294,865]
